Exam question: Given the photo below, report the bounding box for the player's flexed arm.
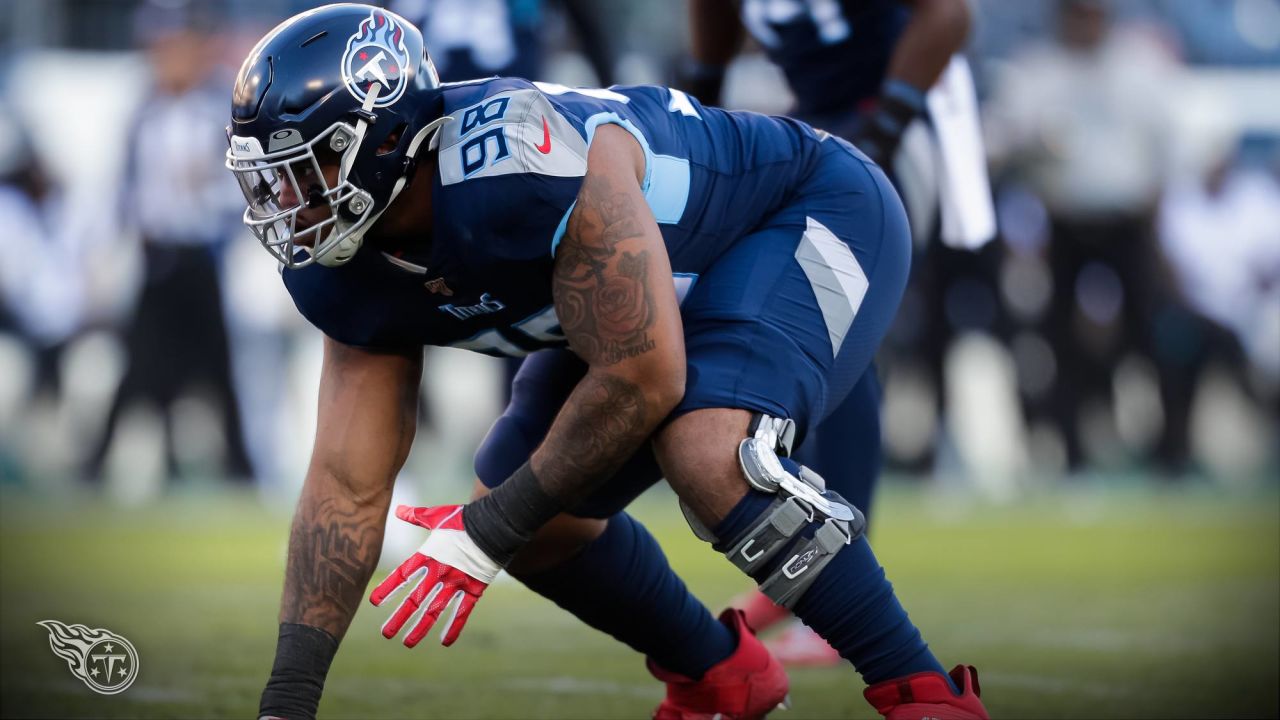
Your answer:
[371,125,686,646]
[261,338,421,719]
[530,124,686,500]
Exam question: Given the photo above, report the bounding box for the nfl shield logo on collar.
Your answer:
[424,277,453,296]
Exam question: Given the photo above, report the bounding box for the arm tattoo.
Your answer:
[555,170,657,366]
[530,157,676,504]
[277,343,419,639]
[280,494,384,639]
[462,366,654,564]
[534,372,648,503]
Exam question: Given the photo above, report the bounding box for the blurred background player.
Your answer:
[1154,134,1280,467]
[0,116,86,481]
[983,0,1175,475]
[84,1,254,485]
[680,0,996,664]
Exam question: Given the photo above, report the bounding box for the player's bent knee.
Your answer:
[655,408,757,524]
[679,412,867,609]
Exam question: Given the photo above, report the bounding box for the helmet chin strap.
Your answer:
[387,114,452,204]
[314,85,452,268]
[340,83,382,179]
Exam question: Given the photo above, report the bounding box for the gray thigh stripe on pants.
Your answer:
[794,216,870,358]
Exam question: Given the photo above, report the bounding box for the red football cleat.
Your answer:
[765,620,842,667]
[648,609,791,720]
[733,589,791,634]
[864,664,990,720]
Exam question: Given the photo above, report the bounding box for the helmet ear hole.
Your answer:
[376,122,407,156]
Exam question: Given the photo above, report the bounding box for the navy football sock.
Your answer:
[713,490,956,692]
[515,513,737,679]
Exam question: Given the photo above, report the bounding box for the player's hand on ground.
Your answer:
[369,504,501,648]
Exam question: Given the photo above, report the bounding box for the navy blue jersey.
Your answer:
[282,77,828,355]
[740,0,908,117]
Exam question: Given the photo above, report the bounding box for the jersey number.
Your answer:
[458,97,513,177]
[461,128,510,177]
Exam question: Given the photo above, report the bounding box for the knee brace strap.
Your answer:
[679,417,867,609]
[723,481,865,608]
[724,495,814,575]
[678,414,867,607]
[756,514,857,608]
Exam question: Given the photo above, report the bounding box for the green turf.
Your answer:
[2,483,1277,719]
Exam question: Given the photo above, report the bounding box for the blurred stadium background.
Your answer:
[0,0,1277,718]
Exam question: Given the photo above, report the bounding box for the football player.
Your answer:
[682,0,994,665]
[228,6,988,720]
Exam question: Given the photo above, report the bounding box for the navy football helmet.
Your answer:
[226,3,447,267]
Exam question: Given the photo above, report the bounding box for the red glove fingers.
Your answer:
[403,571,487,648]
[439,591,480,647]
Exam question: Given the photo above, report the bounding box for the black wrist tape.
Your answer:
[259,623,338,720]
[463,462,562,566]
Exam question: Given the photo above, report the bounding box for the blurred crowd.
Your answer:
[0,0,1277,499]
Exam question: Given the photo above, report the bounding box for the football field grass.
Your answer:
[1,481,1277,719]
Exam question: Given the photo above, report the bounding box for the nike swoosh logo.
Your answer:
[536,116,552,154]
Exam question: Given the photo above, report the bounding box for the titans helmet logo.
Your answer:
[341,9,411,108]
[38,620,140,695]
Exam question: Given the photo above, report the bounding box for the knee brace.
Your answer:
[682,413,867,608]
